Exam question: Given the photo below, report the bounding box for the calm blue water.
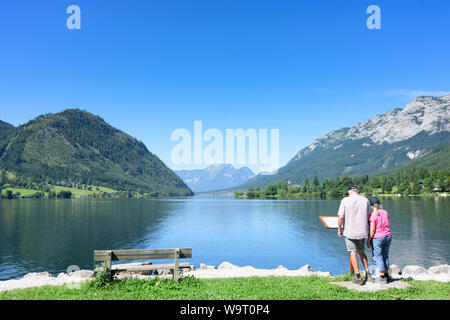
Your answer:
[0,196,449,280]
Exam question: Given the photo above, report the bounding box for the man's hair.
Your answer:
[347,186,358,192]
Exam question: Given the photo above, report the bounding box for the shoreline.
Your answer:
[1,192,448,200]
[1,262,448,292]
[235,193,449,200]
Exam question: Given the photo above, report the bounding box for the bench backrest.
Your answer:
[94,248,192,262]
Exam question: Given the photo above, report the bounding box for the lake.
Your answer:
[0,197,449,280]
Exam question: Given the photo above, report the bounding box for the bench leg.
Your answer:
[106,250,112,281]
[173,248,180,282]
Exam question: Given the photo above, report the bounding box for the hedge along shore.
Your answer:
[0,262,448,292]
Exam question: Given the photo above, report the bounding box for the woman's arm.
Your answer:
[366,222,376,248]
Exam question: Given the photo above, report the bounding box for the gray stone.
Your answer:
[427,265,450,282]
[298,265,311,273]
[70,270,94,279]
[428,265,449,275]
[23,272,52,279]
[199,263,217,270]
[218,262,239,270]
[389,264,400,276]
[314,271,331,277]
[402,265,427,276]
[276,265,287,270]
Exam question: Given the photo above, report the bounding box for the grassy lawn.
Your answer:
[1,185,118,198]
[1,275,448,300]
[2,188,39,197]
[52,185,116,197]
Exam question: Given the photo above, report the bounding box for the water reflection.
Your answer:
[0,199,175,280]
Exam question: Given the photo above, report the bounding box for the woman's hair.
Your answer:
[369,197,382,215]
[372,203,381,215]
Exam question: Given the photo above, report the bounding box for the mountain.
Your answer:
[238,94,450,189]
[381,142,450,174]
[175,164,255,192]
[0,109,193,196]
[0,120,14,133]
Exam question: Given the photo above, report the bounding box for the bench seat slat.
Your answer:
[94,263,191,273]
[94,254,191,261]
[94,248,191,255]
[94,249,192,261]
[113,262,190,271]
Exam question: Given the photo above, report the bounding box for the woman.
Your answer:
[366,197,392,284]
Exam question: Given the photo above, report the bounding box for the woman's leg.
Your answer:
[382,236,392,278]
[372,238,386,276]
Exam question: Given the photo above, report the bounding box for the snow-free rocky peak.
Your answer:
[294,95,449,161]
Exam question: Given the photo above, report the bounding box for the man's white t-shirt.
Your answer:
[337,193,370,240]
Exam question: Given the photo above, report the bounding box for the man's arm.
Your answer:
[337,199,345,237]
[338,215,344,238]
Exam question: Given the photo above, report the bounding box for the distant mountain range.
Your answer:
[175,164,255,192]
[1,95,448,197]
[237,94,450,189]
[0,109,193,197]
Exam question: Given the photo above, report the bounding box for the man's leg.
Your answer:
[357,250,370,273]
[345,238,364,284]
[349,256,354,275]
[349,251,360,274]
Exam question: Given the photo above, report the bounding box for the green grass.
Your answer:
[1,275,449,300]
[2,188,39,197]
[52,185,117,197]
[1,185,118,198]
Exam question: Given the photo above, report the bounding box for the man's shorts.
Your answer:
[345,238,365,252]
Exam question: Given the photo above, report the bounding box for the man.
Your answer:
[337,186,372,285]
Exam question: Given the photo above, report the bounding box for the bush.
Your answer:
[89,263,111,288]
[57,190,72,198]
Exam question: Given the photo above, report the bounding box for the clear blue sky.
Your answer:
[1,0,449,173]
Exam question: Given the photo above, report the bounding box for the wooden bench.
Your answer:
[94,248,192,281]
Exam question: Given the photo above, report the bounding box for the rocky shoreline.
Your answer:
[0,262,448,292]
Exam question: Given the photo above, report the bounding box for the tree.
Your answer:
[234,190,244,198]
[264,185,277,197]
[57,190,72,198]
[6,190,13,199]
[303,178,310,193]
[312,176,320,189]
[423,176,434,192]
[410,181,422,195]
[397,180,409,194]
[276,182,289,193]
[381,178,393,193]
[246,186,257,199]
